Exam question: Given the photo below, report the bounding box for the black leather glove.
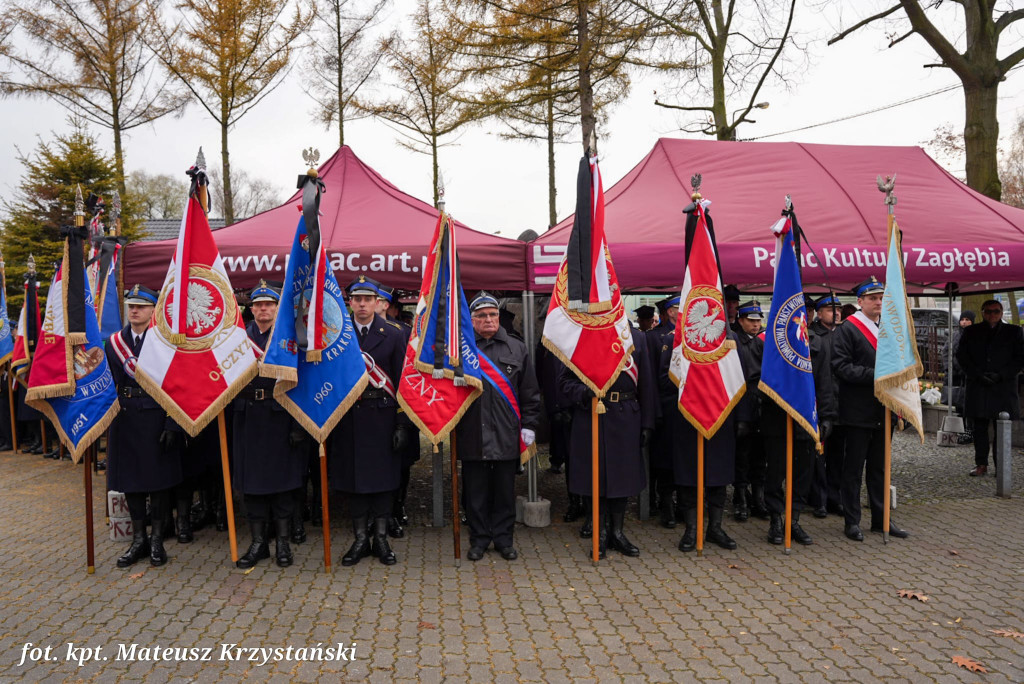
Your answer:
[289,427,307,448]
[392,426,410,453]
[640,428,654,449]
[736,421,753,439]
[820,420,833,442]
[982,371,1001,386]
[553,410,572,424]
[159,429,180,454]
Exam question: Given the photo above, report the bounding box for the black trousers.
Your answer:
[124,489,171,525]
[548,414,571,469]
[972,418,998,467]
[733,431,766,488]
[462,460,517,550]
[348,491,393,520]
[243,491,296,523]
[764,436,814,515]
[841,427,885,528]
[679,485,727,509]
[824,427,845,508]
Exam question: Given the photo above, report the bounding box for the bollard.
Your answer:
[996,412,1013,499]
[432,443,445,527]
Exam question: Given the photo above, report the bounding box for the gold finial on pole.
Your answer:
[876,174,897,215]
[690,173,703,201]
[74,184,85,228]
[437,170,446,212]
[302,147,320,178]
[27,254,36,275]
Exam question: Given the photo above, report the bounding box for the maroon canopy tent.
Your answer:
[124,146,528,292]
[529,139,1024,294]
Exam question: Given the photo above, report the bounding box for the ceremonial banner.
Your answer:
[135,193,259,435]
[10,292,37,385]
[0,257,14,367]
[92,238,123,339]
[669,199,745,438]
[874,220,924,440]
[25,253,118,462]
[758,213,819,446]
[397,211,483,445]
[261,214,368,443]
[542,153,632,395]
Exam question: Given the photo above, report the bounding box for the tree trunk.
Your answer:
[547,95,557,228]
[710,2,731,140]
[337,3,345,149]
[221,120,234,225]
[112,120,126,198]
[963,83,1002,200]
[577,0,595,152]
[431,134,439,208]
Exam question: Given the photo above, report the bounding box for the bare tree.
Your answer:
[152,0,312,224]
[207,167,282,220]
[305,0,390,148]
[628,0,800,141]
[128,170,184,219]
[828,1,1024,201]
[999,114,1024,210]
[0,0,186,194]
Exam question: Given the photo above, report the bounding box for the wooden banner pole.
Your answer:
[883,411,892,544]
[451,433,461,565]
[8,368,17,452]
[784,416,793,554]
[84,444,95,574]
[319,444,331,571]
[40,419,47,453]
[696,435,704,556]
[591,397,600,564]
[216,412,238,562]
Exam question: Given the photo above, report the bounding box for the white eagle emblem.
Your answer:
[186,281,222,334]
[685,299,726,347]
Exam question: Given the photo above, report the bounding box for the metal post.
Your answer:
[522,290,539,503]
[432,443,445,527]
[996,412,1013,498]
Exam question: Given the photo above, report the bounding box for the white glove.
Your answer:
[520,428,535,447]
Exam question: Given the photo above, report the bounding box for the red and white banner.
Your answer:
[668,202,745,439]
[135,195,258,435]
[25,270,73,398]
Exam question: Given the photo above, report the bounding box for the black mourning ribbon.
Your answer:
[681,199,725,287]
[60,224,90,341]
[565,153,593,309]
[297,173,326,262]
[24,271,39,351]
[782,204,836,302]
[186,165,208,211]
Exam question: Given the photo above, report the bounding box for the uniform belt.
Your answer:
[119,386,148,399]
[240,388,270,401]
[360,388,386,400]
[604,391,636,403]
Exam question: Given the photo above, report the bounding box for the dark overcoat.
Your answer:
[106,327,183,493]
[830,316,885,429]
[657,330,740,488]
[957,321,1024,419]
[457,326,541,462]
[328,314,404,494]
[761,321,839,439]
[734,330,763,425]
[390,315,421,466]
[562,327,656,498]
[232,322,306,495]
[649,328,676,470]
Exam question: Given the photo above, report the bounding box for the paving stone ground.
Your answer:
[1,432,1022,683]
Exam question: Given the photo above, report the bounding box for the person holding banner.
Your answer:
[458,292,541,562]
[810,294,843,518]
[329,276,408,566]
[733,301,767,522]
[106,285,184,568]
[233,283,308,569]
[831,277,909,541]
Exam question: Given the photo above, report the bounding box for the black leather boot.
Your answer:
[341,517,371,566]
[372,517,397,565]
[678,508,697,552]
[733,486,750,522]
[116,520,150,568]
[658,482,676,529]
[275,519,293,567]
[563,494,582,523]
[607,506,640,557]
[291,505,306,545]
[597,511,608,560]
[387,489,405,539]
[767,513,784,545]
[791,510,813,545]
[149,518,168,566]
[395,481,410,526]
[176,496,193,543]
[705,505,737,550]
[236,521,270,569]
[190,490,212,531]
[750,484,769,520]
[579,498,593,538]
[214,492,228,532]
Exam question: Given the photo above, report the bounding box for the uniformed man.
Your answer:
[724,285,742,333]
[809,293,843,517]
[733,300,767,521]
[458,292,541,561]
[831,277,909,541]
[233,282,309,568]
[105,285,184,568]
[329,277,408,566]
[647,296,681,527]
[634,305,656,332]
[561,325,655,559]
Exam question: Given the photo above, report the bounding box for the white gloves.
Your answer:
[520,428,536,447]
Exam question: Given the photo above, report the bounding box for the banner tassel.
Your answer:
[306,349,322,363]
[595,399,606,414]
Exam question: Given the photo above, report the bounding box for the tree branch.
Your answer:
[827,4,901,45]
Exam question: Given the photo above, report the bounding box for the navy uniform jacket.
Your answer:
[389,314,421,466]
[957,321,1024,419]
[232,321,306,495]
[328,314,404,494]
[657,330,743,488]
[831,317,885,429]
[561,327,655,498]
[457,326,541,462]
[105,326,183,493]
[734,330,763,425]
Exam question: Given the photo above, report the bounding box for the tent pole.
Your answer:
[523,290,538,503]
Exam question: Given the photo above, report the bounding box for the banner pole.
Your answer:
[319,444,331,571]
[883,411,891,544]
[40,419,47,453]
[8,367,17,452]
[784,416,792,554]
[84,443,95,574]
[216,411,238,563]
[696,435,704,557]
[451,432,461,566]
[591,397,600,564]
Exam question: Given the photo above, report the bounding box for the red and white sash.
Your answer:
[109,332,138,379]
[622,355,638,386]
[846,311,878,350]
[363,352,396,400]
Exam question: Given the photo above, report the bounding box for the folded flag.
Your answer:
[542,152,632,397]
[89,237,123,340]
[135,161,259,435]
[874,219,924,440]
[669,193,745,438]
[261,171,368,443]
[758,210,819,447]
[11,268,40,386]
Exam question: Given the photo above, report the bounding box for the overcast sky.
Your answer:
[1,1,1022,237]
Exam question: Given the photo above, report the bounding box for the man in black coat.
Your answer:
[957,299,1024,476]
[831,277,909,542]
[733,301,767,521]
[328,277,408,566]
[233,283,308,569]
[808,293,843,518]
[646,297,681,528]
[458,292,541,561]
[105,285,184,568]
[762,301,838,546]
[562,326,655,558]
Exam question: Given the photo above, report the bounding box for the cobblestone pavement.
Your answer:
[1,433,1022,683]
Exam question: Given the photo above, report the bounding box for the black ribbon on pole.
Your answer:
[60,224,90,345]
[297,172,326,261]
[24,271,39,355]
[565,153,593,311]
[782,203,837,302]
[186,164,208,207]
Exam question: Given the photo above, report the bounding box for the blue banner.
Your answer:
[97,258,122,340]
[758,222,819,445]
[261,216,368,443]
[0,272,13,366]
